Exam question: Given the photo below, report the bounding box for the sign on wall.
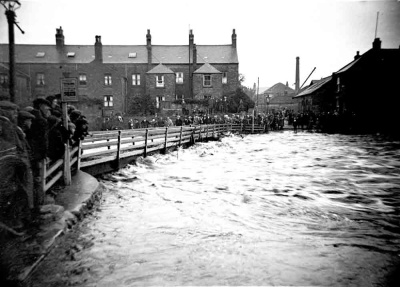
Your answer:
[60,77,78,102]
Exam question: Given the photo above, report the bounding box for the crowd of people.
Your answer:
[0,96,88,231]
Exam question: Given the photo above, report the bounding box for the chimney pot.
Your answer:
[232,29,237,48]
[354,51,360,60]
[56,26,64,49]
[147,29,152,67]
[373,38,381,50]
[95,35,103,62]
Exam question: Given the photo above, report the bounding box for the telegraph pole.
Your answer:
[1,0,24,103]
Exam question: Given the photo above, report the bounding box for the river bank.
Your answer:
[0,171,103,286]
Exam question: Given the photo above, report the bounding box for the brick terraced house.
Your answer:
[0,27,239,129]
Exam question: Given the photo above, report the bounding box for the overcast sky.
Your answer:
[1,0,399,91]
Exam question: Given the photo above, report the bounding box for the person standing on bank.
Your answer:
[27,98,51,210]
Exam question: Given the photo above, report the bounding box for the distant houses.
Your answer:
[0,27,240,129]
[294,38,400,133]
[260,82,299,113]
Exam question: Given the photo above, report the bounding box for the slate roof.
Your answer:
[193,63,222,74]
[335,48,399,75]
[147,63,175,74]
[263,82,294,94]
[335,56,362,74]
[294,76,332,98]
[0,44,238,65]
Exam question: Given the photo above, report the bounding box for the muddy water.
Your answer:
[32,131,400,286]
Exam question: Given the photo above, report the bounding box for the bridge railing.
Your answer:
[42,144,80,192]
[78,123,235,169]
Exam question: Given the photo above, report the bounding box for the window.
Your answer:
[36,73,45,86]
[337,77,341,92]
[79,73,87,85]
[156,75,164,87]
[176,72,183,84]
[132,74,141,86]
[203,75,211,87]
[67,52,75,58]
[128,53,137,58]
[104,74,112,86]
[104,95,113,107]
[222,72,227,84]
[0,74,8,87]
[36,52,45,58]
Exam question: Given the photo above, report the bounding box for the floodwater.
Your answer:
[32,131,400,286]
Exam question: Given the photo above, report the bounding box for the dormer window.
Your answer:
[156,75,164,88]
[176,72,183,84]
[128,53,137,58]
[222,72,227,84]
[203,75,212,87]
[67,52,75,58]
[36,52,45,58]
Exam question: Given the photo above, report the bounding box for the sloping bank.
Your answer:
[0,171,103,286]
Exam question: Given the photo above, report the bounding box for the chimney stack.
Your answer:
[373,38,381,50]
[193,44,197,70]
[55,26,64,50]
[189,29,194,53]
[95,35,103,62]
[354,51,360,60]
[146,29,152,67]
[295,57,300,94]
[232,29,237,48]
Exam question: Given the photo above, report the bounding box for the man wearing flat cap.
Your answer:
[27,97,51,209]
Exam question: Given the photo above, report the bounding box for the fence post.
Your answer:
[213,124,216,138]
[191,125,195,144]
[63,143,71,185]
[199,125,202,142]
[206,125,209,140]
[179,126,183,146]
[77,140,82,170]
[116,130,122,170]
[107,138,110,150]
[144,128,149,158]
[163,127,168,154]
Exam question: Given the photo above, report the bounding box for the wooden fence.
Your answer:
[0,122,266,194]
[42,144,79,192]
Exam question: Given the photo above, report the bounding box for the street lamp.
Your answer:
[1,0,24,103]
[265,94,270,114]
[223,96,227,113]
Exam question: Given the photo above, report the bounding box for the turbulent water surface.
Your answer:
[32,131,400,286]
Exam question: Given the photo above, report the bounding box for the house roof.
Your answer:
[0,44,239,65]
[335,48,399,75]
[294,76,332,98]
[193,63,222,74]
[146,63,174,74]
[335,56,362,74]
[263,82,294,94]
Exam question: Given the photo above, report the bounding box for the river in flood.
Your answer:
[31,131,400,286]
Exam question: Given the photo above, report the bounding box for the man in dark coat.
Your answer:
[27,98,51,209]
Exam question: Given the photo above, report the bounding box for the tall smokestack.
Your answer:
[295,56,300,94]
